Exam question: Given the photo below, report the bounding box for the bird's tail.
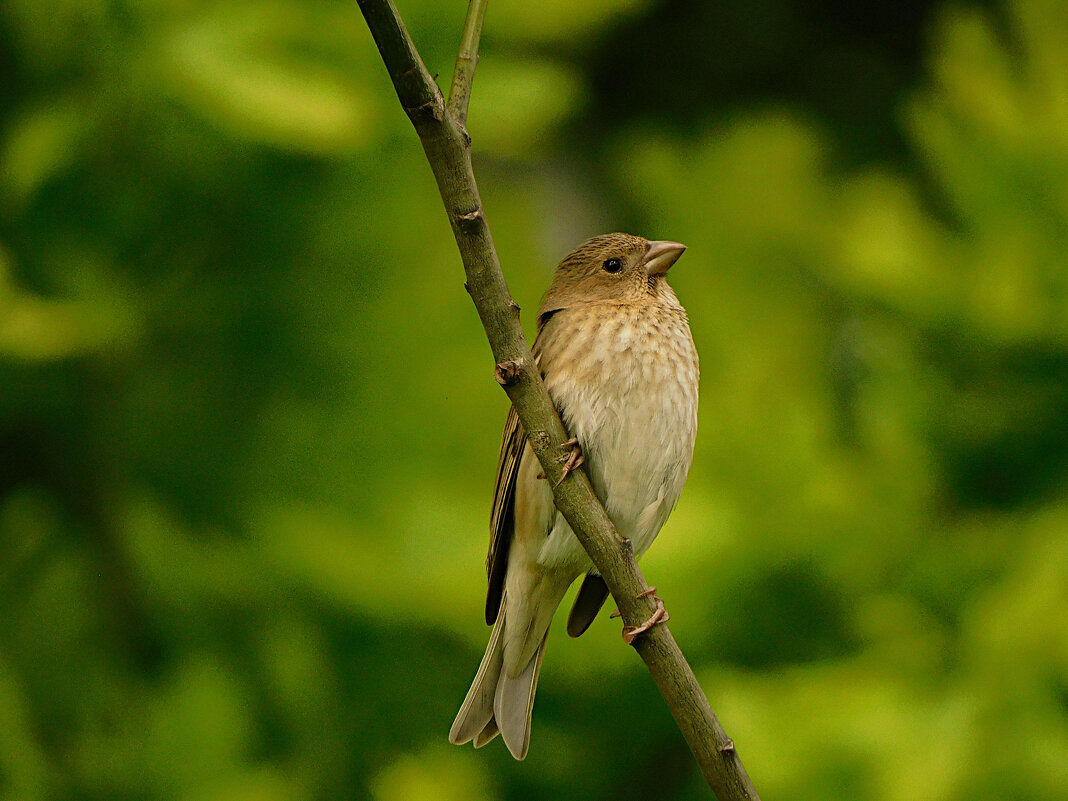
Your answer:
[448,595,547,760]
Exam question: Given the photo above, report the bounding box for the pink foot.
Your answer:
[537,437,584,485]
[610,587,671,644]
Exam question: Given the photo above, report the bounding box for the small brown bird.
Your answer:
[449,233,699,759]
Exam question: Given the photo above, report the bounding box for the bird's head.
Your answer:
[538,233,686,323]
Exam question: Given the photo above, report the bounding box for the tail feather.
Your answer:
[449,595,548,760]
[449,612,505,746]
[566,573,610,637]
[473,718,498,748]
[493,632,547,760]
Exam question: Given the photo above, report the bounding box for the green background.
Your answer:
[2,0,1067,799]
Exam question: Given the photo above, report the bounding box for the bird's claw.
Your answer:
[553,438,584,488]
[610,586,656,617]
[537,438,584,486]
[611,587,670,645]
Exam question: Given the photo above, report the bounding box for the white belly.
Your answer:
[534,303,699,574]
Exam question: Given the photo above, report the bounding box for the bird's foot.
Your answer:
[536,437,584,486]
[554,438,584,487]
[610,587,670,645]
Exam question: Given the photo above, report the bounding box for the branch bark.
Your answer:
[355,2,760,797]
[446,0,487,125]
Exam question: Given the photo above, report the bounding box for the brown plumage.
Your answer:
[449,233,699,759]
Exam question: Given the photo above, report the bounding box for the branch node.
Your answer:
[719,739,736,754]
[464,281,472,295]
[455,207,484,235]
[494,360,522,386]
[509,299,521,317]
[403,98,445,124]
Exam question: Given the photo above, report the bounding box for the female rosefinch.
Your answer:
[449,233,699,759]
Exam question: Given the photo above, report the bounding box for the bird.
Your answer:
[448,233,699,760]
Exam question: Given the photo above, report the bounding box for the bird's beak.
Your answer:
[642,240,687,276]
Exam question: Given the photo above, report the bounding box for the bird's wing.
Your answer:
[485,404,524,624]
[485,320,563,626]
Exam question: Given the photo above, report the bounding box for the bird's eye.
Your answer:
[602,257,623,274]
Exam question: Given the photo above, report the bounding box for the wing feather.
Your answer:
[486,321,559,625]
[485,405,525,624]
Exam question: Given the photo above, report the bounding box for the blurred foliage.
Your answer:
[2,0,1067,799]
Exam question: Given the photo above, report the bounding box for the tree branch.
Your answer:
[355,1,761,797]
[447,0,487,126]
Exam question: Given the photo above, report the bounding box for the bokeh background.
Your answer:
[2,0,1068,799]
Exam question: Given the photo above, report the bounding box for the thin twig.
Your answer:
[447,0,488,126]
[354,1,761,797]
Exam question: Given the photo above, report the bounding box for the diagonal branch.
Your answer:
[355,0,438,115]
[355,1,761,798]
[447,0,488,126]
